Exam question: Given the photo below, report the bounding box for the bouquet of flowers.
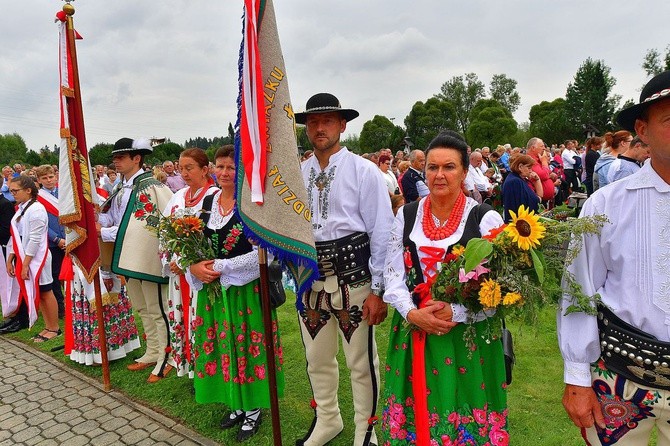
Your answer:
[430,205,607,347]
[158,209,220,301]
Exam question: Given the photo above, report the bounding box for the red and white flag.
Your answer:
[56,11,101,282]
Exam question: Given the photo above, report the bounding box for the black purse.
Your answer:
[501,319,515,385]
[268,260,286,308]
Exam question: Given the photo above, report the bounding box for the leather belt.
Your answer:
[598,305,670,390]
[315,232,371,286]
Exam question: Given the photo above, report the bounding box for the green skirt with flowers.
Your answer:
[192,279,284,410]
[380,310,508,445]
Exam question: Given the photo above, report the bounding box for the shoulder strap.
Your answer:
[200,194,216,225]
[402,200,420,243]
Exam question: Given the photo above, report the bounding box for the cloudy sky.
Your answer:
[2,1,669,151]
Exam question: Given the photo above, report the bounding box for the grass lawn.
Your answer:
[8,296,593,445]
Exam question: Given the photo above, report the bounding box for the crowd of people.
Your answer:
[0,70,667,445]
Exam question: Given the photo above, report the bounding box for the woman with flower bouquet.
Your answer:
[160,148,218,378]
[183,145,283,442]
[381,131,508,445]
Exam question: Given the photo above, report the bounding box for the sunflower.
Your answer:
[478,278,502,308]
[502,291,522,306]
[451,245,466,257]
[505,205,546,250]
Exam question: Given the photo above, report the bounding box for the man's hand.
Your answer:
[362,294,388,326]
[562,384,606,429]
[103,278,114,292]
[169,261,183,275]
[95,222,102,237]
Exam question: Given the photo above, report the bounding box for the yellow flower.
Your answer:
[502,292,522,306]
[505,205,546,250]
[478,278,502,308]
[451,245,466,257]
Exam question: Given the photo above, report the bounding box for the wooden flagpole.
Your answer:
[63,2,111,391]
[258,248,282,446]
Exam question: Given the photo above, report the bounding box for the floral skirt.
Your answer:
[380,311,508,445]
[167,275,196,377]
[192,280,284,410]
[69,275,141,365]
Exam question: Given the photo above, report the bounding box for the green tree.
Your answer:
[528,98,575,144]
[341,134,361,153]
[296,127,312,154]
[88,143,114,167]
[565,58,620,134]
[489,74,521,113]
[150,141,184,164]
[642,46,670,78]
[0,133,29,166]
[404,97,458,150]
[358,115,404,153]
[25,150,42,167]
[437,73,485,134]
[465,100,517,148]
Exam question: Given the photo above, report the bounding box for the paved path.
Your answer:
[0,338,221,446]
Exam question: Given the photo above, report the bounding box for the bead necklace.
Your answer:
[421,193,466,241]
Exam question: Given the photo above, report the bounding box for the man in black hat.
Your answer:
[295,93,394,446]
[97,138,175,383]
[559,70,670,444]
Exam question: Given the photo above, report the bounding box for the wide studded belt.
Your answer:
[315,232,371,287]
[598,305,670,390]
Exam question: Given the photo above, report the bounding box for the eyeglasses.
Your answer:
[9,188,24,194]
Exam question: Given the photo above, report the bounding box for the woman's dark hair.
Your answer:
[214,145,235,161]
[585,136,604,151]
[426,130,469,169]
[10,175,39,199]
[180,147,210,168]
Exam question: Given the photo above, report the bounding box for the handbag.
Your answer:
[268,260,286,309]
[501,319,515,385]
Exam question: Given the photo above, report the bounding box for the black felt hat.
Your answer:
[112,138,153,156]
[617,70,670,132]
[294,93,359,124]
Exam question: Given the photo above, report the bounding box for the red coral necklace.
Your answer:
[421,193,466,241]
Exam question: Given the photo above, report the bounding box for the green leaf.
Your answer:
[530,248,545,284]
[464,238,493,272]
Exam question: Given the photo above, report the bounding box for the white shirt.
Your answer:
[380,169,399,195]
[302,147,395,290]
[562,149,579,169]
[99,169,145,242]
[558,161,670,386]
[467,164,491,192]
[384,196,503,321]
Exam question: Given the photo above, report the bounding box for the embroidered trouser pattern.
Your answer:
[126,279,173,376]
[299,279,379,446]
[583,359,670,445]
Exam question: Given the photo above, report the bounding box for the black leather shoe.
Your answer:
[0,318,15,330]
[0,319,28,334]
[236,411,261,442]
[220,411,245,430]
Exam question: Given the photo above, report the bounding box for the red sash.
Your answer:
[59,255,74,354]
[179,274,192,364]
[9,216,48,328]
[411,246,445,446]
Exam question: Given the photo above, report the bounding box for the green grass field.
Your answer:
[9,297,593,445]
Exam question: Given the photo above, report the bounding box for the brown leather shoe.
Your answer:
[147,364,174,383]
[127,361,157,372]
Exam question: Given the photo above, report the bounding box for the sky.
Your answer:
[2,0,670,152]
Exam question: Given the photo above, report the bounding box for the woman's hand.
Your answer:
[189,260,220,284]
[6,259,14,277]
[169,260,183,275]
[20,263,30,280]
[407,301,458,336]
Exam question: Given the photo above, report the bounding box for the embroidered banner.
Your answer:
[56,10,101,283]
[235,0,317,298]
